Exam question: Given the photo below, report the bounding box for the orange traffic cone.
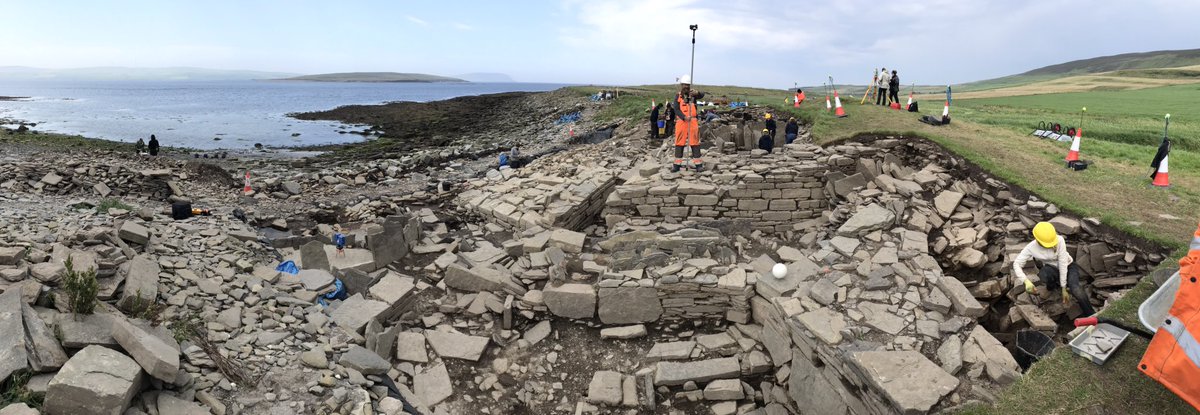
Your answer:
[905,91,913,111]
[942,99,950,119]
[833,91,847,118]
[242,171,252,195]
[825,94,832,112]
[1065,128,1081,164]
[650,99,655,111]
[1152,154,1170,187]
[794,91,805,107]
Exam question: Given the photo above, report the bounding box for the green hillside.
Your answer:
[279,72,466,83]
[960,48,1200,91]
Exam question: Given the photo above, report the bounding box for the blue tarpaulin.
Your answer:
[275,260,299,275]
[317,278,348,306]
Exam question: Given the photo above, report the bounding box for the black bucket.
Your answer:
[1014,330,1055,370]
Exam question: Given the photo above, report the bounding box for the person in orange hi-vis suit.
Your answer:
[1139,221,1200,411]
[670,74,705,173]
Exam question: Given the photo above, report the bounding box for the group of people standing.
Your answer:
[134,134,161,156]
[875,67,901,106]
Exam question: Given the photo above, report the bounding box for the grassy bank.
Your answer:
[596,85,1197,413]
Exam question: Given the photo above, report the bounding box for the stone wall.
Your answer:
[459,166,618,232]
[603,146,830,234]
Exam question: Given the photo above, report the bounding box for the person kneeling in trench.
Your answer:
[1012,222,1096,316]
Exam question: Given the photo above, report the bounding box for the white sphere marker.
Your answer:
[772,263,788,279]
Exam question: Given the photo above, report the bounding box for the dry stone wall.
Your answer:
[603,145,830,234]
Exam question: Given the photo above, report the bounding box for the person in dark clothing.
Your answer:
[135,138,145,154]
[785,117,800,144]
[664,104,676,137]
[764,114,777,142]
[147,135,160,156]
[650,104,661,139]
[758,129,774,153]
[1151,135,1171,179]
[888,70,900,105]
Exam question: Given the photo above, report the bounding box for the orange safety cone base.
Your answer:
[1152,173,1170,187]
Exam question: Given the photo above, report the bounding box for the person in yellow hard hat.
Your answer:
[1012,222,1095,316]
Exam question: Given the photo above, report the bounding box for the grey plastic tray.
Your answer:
[1069,323,1130,365]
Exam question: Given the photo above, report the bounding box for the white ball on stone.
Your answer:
[772,263,787,279]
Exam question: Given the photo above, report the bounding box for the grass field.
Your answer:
[593,83,1199,414]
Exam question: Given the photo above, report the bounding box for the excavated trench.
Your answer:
[833,134,1169,347]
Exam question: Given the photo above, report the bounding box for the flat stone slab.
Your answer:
[934,276,986,317]
[297,269,335,292]
[324,245,376,274]
[424,329,490,361]
[119,255,159,310]
[331,294,389,334]
[46,345,145,415]
[586,370,624,406]
[0,290,29,383]
[850,351,959,414]
[797,307,847,345]
[543,283,596,319]
[600,325,647,339]
[703,379,745,401]
[645,341,696,361]
[654,357,740,386]
[394,332,429,363]
[55,312,119,348]
[414,363,453,407]
[858,302,908,335]
[369,272,415,306]
[112,318,180,383]
[598,286,662,324]
[836,203,895,237]
[339,345,391,375]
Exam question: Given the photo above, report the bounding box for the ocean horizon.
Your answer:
[0,79,571,150]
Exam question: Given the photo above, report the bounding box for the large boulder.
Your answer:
[45,345,145,415]
[542,283,596,319]
[597,287,662,324]
[0,246,25,266]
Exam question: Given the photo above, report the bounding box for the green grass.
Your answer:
[0,370,43,410]
[956,83,1200,151]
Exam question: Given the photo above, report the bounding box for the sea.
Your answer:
[0,80,570,150]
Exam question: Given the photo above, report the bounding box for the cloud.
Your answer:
[406,16,429,27]
[452,22,473,31]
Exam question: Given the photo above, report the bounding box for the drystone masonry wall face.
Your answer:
[459,166,617,232]
[603,148,830,234]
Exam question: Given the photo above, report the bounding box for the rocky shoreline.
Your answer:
[0,88,1169,415]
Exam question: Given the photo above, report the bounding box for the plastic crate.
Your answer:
[1068,323,1130,365]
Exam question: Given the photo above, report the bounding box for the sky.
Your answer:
[0,0,1196,88]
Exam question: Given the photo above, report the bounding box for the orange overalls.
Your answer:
[673,93,702,168]
[1139,222,1200,411]
[794,91,806,107]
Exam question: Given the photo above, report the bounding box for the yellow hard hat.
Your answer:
[763,128,770,133]
[1033,222,1058,248]
[765,113,773,119]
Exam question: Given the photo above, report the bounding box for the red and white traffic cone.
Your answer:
[793,93,801,108]
[242,171,252,195]
[905,92,913,111]
[825,94,832,112]
[833,91,847,118]
[1152,154,1170,187]
[942,99,950,119]
[650,99,655,111]
[1065,129,1081,165]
